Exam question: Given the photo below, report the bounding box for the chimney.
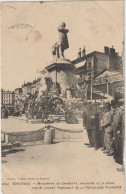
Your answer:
[104,46,109,54]
[78,48,81,58]
[110,46,115,55]
[82,46,86,57]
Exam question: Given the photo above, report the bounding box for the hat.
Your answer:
[111,99,119,107]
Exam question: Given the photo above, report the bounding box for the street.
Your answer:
[1,1,124,194]
[2,139,124,194]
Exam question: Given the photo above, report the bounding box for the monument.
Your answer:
[46,22,75,96]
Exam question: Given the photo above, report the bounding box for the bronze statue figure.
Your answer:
[52,22,69,58]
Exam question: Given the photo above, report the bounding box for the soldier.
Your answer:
[111,99,124,165]
[83,102,99,150]
[100,102,114,156]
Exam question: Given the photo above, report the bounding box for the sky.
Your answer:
[1,1,124,91]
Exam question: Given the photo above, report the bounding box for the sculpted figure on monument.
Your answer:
[52,22,69,58]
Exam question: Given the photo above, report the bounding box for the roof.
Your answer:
[22,82,32,87]
[93,69,122,79]
[72,51,105,64]
[72,49,121,65]
[33,80,37,84]
[15,88,22,91]
[75,60,87,69]
[2,90,12,93]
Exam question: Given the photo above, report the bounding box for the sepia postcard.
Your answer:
[1,1,125,194]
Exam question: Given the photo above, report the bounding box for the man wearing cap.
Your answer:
[100,102,114,156]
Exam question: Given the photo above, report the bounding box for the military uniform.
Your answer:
[101,104,114,155]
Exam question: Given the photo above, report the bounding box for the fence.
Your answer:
[1,125,83,143]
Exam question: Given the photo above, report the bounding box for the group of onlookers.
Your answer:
[1,106,9,118]
[83,98,124,166]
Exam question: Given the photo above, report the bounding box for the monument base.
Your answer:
[50,58,72,65]
[46,58,76,95]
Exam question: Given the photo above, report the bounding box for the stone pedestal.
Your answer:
[46,58,75,95]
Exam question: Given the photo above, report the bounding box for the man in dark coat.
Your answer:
[115,111,124,166]
[99,104,106,151]
[111,99,124,164]
[83,102,99,150]
[58,22,69,58]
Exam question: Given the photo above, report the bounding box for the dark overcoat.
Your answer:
[83,107,99,130]
[58,26,69,50]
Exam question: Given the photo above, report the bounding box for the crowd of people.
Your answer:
[83,98,124,167]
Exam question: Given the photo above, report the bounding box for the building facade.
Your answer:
[22,82,32,96]
[72,46,123,101]
[93,70,124,100]
[1,90,15,108]
[14,88,23,108]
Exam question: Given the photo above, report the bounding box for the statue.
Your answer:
[37,69,50,98]
[52,22,69,58]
